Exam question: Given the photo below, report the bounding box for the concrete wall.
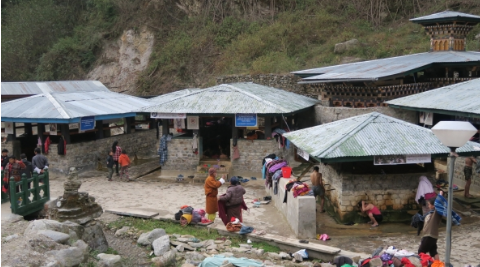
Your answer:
[315,105,417,124]
[317,163,432,223]
[161,138,200,171]
[230,139,299,172]
[266,177,316,239]
[451,157,480,194]
[46,130,158,174]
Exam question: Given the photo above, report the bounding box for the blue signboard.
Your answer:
[235,114,257,127]
[80,116,95,131]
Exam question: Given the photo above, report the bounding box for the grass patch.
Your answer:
[107,217,279,252]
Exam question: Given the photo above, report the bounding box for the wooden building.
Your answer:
[293,11,480,108]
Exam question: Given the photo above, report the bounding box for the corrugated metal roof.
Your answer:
[293,51,480,82]
[148,88,202,103]
[386,78,480,117]
[1,91,153,123]
[1,81,111,96]
[142,83,318,114]
[410,11,480,23]
[283,112,480,160]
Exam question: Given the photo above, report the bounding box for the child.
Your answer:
[106,151,114,181]
[358,200,383,227]
[418,191,444,260]
[118,150,131,182]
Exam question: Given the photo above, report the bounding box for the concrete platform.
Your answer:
[454,195,480,205]
[105,207,159,218]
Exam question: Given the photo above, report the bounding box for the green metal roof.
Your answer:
[283,112,480,162]
[141,83,318,115]
[386,78,480,118]
[410,11,480,24]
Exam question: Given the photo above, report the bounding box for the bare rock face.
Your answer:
[87,27,154,94]
[48,167,103,225]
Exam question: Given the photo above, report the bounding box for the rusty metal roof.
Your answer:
[1,91,153,123]
[293,51,480,83]
[283,112,480,162]
[387,78,480,118]
[1,81,110,96]
[410,11,480,24]
[142,83,318,115]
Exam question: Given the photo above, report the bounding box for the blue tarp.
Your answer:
[199,255,264,267]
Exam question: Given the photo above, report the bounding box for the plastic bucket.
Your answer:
[281,166,292,178]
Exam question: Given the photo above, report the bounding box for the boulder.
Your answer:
[151,250,176,267]
[279,252,291,259]
[25,219,83,241]
[256,249,265,256]
[153,235,171,256]
[267,252,282,260]
[176,244,185,252]
[171,240,195,251]
[334,43,346,54]
[184,251,205,261]
[82,221,108,252]
[114,226,130,236]
[27,233,68,253]
[137,228,166,246]
[38,230,70,244]
[46,247,87,267]
[293,252,303,262]
[73,240,90,261]
[224,240,232,246]
[206,244,217,250]
[97,253,122,267]
[188,242,205,248]
[345,39,359,50]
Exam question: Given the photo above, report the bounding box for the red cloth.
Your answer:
[44,137,51,154]
[424,192,437,200]
[401,258,415,267]
[419,253,434,266]
[218,197,248,226]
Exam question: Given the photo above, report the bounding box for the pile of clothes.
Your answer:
[283,180,311,203]
[341,246,447,267]
[225,217,254,235]
[174,205,212,226]
[264,157,289,191]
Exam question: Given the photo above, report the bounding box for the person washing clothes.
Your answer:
[358,200,382,227]
[204,168,225,221]
[218,176,246,223]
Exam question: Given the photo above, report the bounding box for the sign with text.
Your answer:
[374,154,431,165]
[80,116,95,132]
[235,113,257,127]
[296,147,310,161]
[150,113,186,119]
[187,116,199,130]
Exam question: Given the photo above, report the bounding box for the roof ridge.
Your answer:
[315,113,380,158]
[37,83,70,119]
[221,84,290,113]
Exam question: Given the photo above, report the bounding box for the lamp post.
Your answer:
[431,121,477,266]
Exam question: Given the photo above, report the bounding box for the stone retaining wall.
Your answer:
[315,105,417,124]
[161,138,199,171]
[318,163,432,223]
[230,139,298,172]
[46,130,158,174]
